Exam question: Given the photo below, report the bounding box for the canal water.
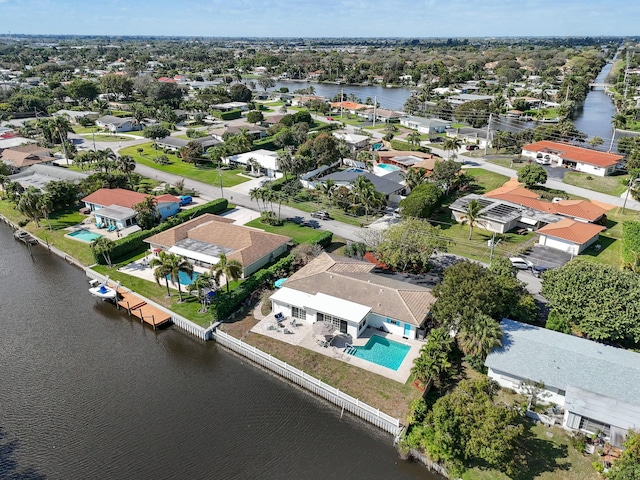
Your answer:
[0,224,436,480]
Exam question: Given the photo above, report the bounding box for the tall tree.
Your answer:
[211,252,243,293]
[517,163,548,187]
[150,251,194,301]
[442,137,462,159]
[16,186,43,226]
[132,196,160,230]
[461,199,482,240]
[91,237,114,267]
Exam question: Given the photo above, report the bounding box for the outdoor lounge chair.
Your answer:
[275,312,285,323]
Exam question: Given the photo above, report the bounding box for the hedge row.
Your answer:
[93,198,228,264]
[622,220,640,263]
[210,254,294,321]
[210,109,242,120]
[308,230,333,247]
[252,136,277,151]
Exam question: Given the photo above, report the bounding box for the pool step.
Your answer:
[344,346,357,356]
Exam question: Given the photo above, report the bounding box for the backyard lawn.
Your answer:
[563,171,630,197]
[119,143,250,187]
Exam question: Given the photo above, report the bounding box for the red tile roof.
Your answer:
[522,141,623,168]
[537,218,605,244]
[82,188,179,209]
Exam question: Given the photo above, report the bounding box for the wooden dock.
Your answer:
[117,290,172,330]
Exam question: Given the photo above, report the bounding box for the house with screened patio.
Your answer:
[269,253,436,340]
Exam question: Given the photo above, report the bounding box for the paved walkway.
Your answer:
[251,303,422,383]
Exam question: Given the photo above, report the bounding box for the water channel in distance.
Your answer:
[0,223,436,480]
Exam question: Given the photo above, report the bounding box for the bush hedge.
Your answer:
[308,230,333,247]
[252,136,277,151]
[390,139,430,153]
[93,198,228,264]
[622,220,640,263]
[210,109,242,120]
[210,254,294,321]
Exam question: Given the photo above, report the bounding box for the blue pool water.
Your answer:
[68,229,103,242]
[348,335,410,371]
[376,163,400,172]
[166,270,199,286]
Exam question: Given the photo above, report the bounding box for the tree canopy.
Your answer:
[376,218,448,273]
[541,261,640,347]
[432,260,537,330]
[517,163,548,187]
[398,183,442,218]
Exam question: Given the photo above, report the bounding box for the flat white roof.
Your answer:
[272,287,370,323]
[169,245,220,265]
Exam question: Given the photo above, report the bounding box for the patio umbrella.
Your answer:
[312,321,334,336]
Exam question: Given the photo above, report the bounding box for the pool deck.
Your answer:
[250,309,423,383]
[117,255,212,292]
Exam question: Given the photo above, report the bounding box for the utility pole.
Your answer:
[608,125,616,153]
[372,95,377,128]
[622,172,637,213]
[484,113,492,156]
[340,88,344,119]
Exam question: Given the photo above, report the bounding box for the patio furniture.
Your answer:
[290,319,298,327]
[275,312,285,323]
[284,328,293,334]
[266,325,277,331]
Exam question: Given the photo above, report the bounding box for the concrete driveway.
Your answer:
[521,245,573,269]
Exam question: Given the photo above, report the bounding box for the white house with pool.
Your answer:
[270,253,436,340]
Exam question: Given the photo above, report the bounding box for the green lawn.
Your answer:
[245,218,331,244]
[119,143,249,187]
[0,200,95,265]
[578,207,640,267]
[563,171,630,196]
[464,168,511,193]
[86,134,132,142]
[487,158,528,170]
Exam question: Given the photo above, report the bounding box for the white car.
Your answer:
[509,257,533,270]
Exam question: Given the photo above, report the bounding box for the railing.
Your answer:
[211,329,402,436]
[85,268,212,340]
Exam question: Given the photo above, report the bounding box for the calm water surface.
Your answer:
[0,224,436,480]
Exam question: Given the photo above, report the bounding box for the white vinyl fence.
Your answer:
[212,329,402,436]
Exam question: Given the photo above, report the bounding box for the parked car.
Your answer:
[465,145,479,151]
[179,195,193,206]
[326,117,334,121]
[311,210,331,220]
[536,154,552,165]
[531,265,550,277]
[509,257,533,270]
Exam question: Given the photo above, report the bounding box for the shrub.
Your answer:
[309,230,332,248]
[93,198,228,264]
[209,254,294,321]
[210,109,242,121]
[545,310,571,333]
[622,221,640,263]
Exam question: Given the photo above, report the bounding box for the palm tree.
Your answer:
[188,272,217,313]
[353,175,383,221]
[211,252,243,293]
[149,251,194,301]
[116,155,136,174]
[17,186,43,226]
[443,137,462,159]
[457,313,503,359]
[613,113,627,129]
[461,199,482,240]
[320,179,336,205]
[38,194,53,232]
[91,237,114,267]
[52,115,72,159]
[406,131,422,149]
[402,167,427,191]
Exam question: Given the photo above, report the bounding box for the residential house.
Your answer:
[332,131,371,153]
[446,93,494,106]
[270,253,436,340]
[377,150,438,171]
[211,102,249,112]
[330,101,369,115]
[521,141,623,177]
[445,127,489,148]
[6,164,88,191]
[358,108,402,124]
[95,115,140,133]
[82,188,180,230]
[223,149,281,178]
[485,319,640,448]
[317,170,405,204]
[399,115,451,134]
[155,135,221,152]
[292,95,327,107]
[449,179,611,253]
[54,109,100,124]
[0,145,55,173]
[220,125,267,140]
[536,219,605,255]
[144,213,290,277]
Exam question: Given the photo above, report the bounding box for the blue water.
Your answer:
[349,335,410,371]
[377,163,400,172]
[68,229,103,242]
[346,168,366,173]
[166,270,199,286]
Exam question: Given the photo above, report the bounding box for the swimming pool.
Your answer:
[68,229,103,242]
[166,270,199,286]
[347,335,410,371]
[376,163,400,172]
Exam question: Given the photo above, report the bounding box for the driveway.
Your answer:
[521,245,573,269]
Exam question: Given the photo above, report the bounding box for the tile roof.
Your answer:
[144,214,290,268]
[522,141,623,168]
[536,218,605,244]
[81,188,179,209]
[0,149,55,168]
[284,253,436,326]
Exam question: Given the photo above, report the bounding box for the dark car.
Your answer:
[311,210,331,220]
[531,265,550,278]
[465,145,479,151]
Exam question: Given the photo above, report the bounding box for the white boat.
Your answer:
[89,284,117,299]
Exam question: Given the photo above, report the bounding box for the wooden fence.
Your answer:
[211,329,402,436]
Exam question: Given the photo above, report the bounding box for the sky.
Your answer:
[0,0,638,38]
